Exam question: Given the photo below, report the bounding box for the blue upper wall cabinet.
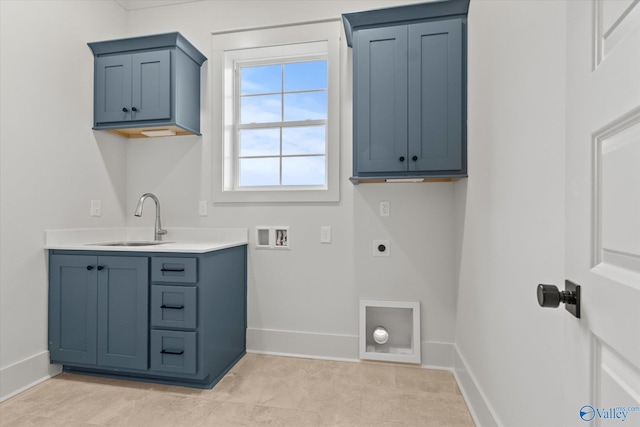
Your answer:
[88,33,206,139]
[343,0,469,183]
[95,51,171,124]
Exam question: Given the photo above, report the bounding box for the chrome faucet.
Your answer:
[134,193,167,241]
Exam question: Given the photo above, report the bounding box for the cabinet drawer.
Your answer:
[151,285,197,329]
[151,257,197,284]
[150,330,197,374]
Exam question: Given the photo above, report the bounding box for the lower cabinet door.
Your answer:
[97,256,149,370]
[49,254,98,365]
[150,330,197,375]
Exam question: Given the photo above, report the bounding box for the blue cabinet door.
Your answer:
[97,256,149,370]
[354,25,408,173]
[94,51,170,125]
[408,19,463,172]
[131,50,171,122]
[95,55,132,124]
[49,255,98,365]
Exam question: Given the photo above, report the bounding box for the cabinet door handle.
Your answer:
[161,304,184,310]
[87,265,94,271]
[161,349,184,355]
[131,107,138,112]
[161,268,185,272]
[122,107,129,112]
[399,156,405,162]
[97,266,104,271]
[412,156,418,161]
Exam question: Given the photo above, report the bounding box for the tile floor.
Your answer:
[0,354,475,426]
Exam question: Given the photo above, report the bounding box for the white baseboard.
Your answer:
[0,351,61,402]
[247,328,455,369]
[0,336,455,402]
[247,328,360,361]
[453,346,501,427]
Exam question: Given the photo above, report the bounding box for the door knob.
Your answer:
[537,280,581,318]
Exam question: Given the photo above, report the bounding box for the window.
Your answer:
[237,57,327,188]
[211,20,340,203]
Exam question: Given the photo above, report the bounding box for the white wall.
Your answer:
[123,0,458,365]
[0,0,127,400]
[454,1,567,426]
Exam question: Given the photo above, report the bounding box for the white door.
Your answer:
[565,0,640,426]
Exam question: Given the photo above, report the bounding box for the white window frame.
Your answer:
[211,20,341,203]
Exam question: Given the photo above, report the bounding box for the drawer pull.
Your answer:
[160,304,184,310]
[161,349,184,355]
[161,268,185,272]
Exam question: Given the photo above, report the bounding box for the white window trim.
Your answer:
[211,19,341,203]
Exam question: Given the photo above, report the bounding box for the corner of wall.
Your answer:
[453,346,501,427]
[0,352,61,403]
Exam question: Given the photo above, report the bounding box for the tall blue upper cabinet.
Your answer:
[343,0,469,183]
[88,33,206,138]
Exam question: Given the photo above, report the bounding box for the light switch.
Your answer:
[90,200,101,217]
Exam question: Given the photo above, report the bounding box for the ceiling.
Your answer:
[114,0,204,11]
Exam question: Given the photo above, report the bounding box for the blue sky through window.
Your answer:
[238,59,327,187]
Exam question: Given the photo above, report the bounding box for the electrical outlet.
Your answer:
[320,226,332,244]
[199,201,208,216]
[380,201,390,217]
[90,200,101,217]
[373,240,390,257]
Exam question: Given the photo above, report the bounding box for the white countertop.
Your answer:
[44,227,248,254]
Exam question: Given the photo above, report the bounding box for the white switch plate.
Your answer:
[199,200,208,216]
[320,226,332,243]
[373,240,390,257]
[380,201,390,217]
[90,200,101,217]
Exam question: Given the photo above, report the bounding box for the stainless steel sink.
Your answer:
[87,241,173,247]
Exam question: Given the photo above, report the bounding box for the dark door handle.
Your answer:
[122,107,129,112]
[97,266,104,271]
[412,156,418,161]
[161,304,184,310]
[537,280,581,318]
[131,107,138,112]
[399,156,405,162]
[87,265,94,271]
[161,349,184,355]
[161,268,185,272]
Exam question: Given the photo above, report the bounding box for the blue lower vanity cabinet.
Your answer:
[48,245,247,389]
[49,254,148,370]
